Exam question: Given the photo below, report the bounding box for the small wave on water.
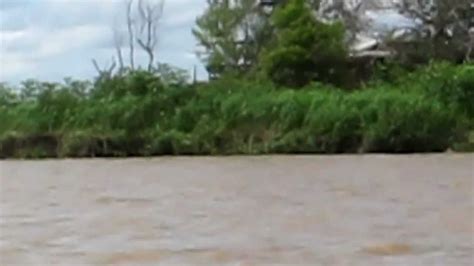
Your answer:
[1,155,473,265]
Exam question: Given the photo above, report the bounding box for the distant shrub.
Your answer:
[398,62,474,117]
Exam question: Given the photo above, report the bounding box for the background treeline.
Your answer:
[193,0,474,86]
[0,0,473,158]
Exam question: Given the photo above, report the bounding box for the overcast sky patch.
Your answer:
[0,0,207,83]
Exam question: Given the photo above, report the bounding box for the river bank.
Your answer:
[2,64,473,159]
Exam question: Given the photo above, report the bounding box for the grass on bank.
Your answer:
[0,62,472,158]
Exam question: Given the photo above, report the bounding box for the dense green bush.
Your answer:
[0,63,471,158]
[260,0,348,88]
[355,90,459,152]
[395,62,474,117]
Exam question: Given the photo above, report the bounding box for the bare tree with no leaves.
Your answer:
[126,0,136,70]
[93,0,165,77]
[92,58,117,80]
[136,0,164,71]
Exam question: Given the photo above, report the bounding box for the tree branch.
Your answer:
[126,0,135,70]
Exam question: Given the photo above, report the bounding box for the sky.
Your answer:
[0,0,208,84]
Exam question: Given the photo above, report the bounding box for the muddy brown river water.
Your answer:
[0,155,473,265]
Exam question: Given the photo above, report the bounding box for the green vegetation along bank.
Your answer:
[0,63,473,158]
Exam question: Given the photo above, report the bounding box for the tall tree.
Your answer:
[393,0,473,62]
[193,0,273,79]
[261,0,348,87]
[126,0,136,70]
[136,0,164,71]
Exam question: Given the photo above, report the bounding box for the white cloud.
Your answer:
[36,25,111,58]
[163,7,201,29]
[0,0,208,83]
[0,53,37,80]
[0,29,27,44]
